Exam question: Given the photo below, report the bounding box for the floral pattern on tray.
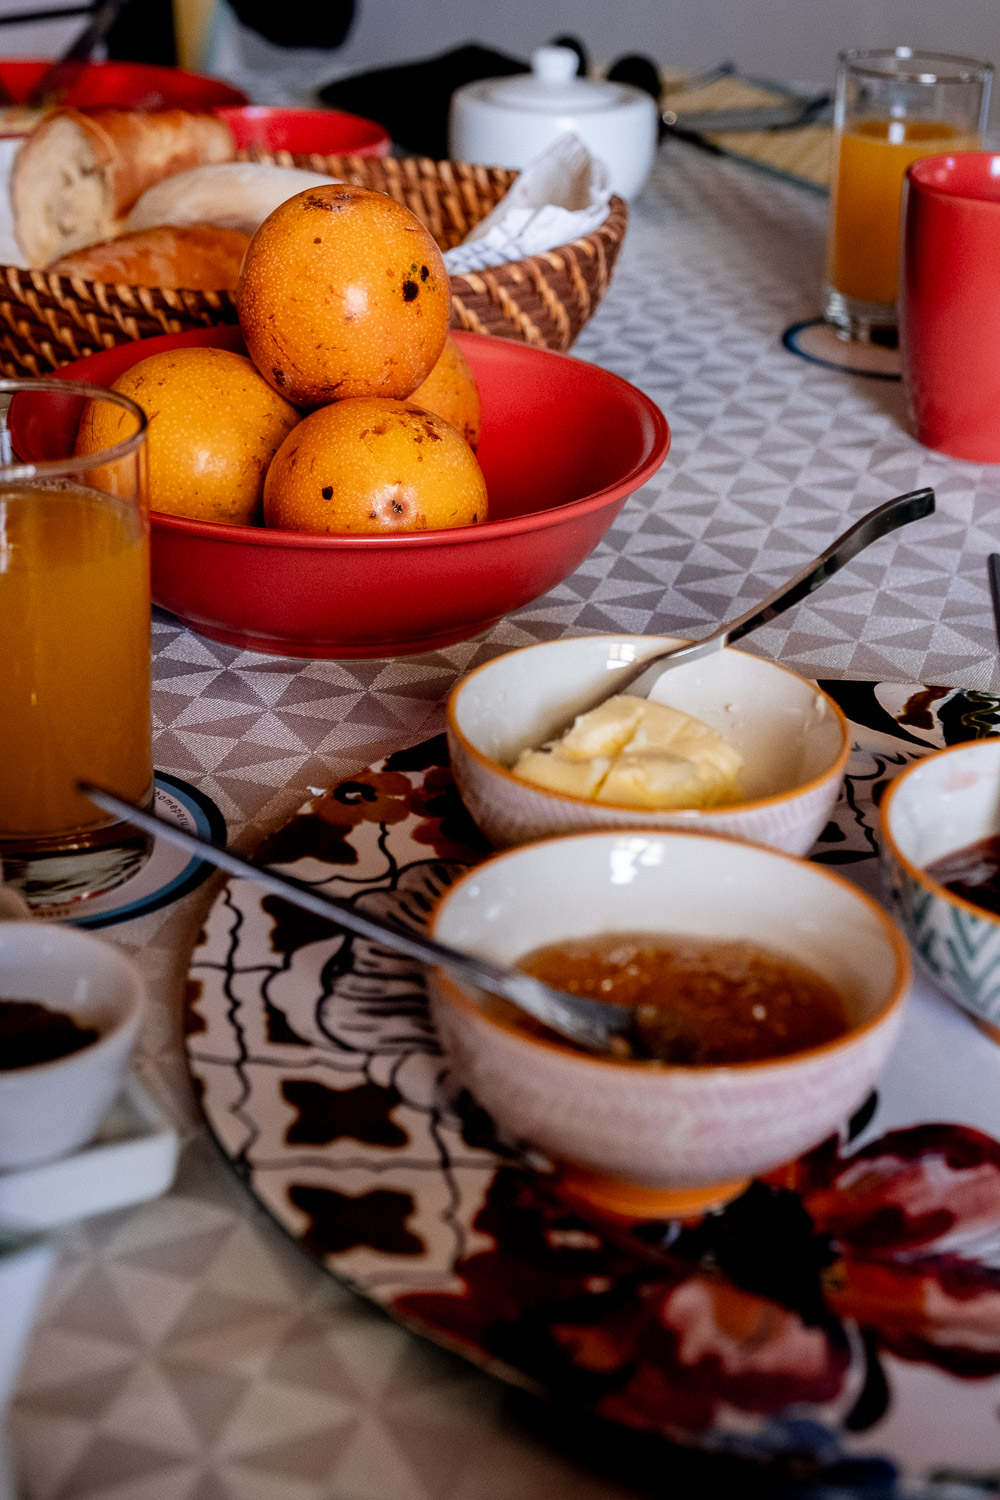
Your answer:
[186,681,1000,1494]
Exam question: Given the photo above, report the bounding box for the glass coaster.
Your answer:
[783,317,901,380]
[42,772,226,930]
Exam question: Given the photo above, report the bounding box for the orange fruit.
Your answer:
[408,335,481,448]
[76,346,300,525]
[263,397,488,534]
[237,184,450,409]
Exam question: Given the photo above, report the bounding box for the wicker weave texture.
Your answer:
[0,154,627,377]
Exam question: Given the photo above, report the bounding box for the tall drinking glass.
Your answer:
[823,48,992,342]
[0,379,153,909]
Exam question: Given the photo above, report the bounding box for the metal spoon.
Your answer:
[546,488,935,732]
[662,92,832,136]
[80,784,637,1058]
[987,552,1000,656]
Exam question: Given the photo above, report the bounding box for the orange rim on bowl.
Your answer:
[447,640,852,818]
[880,741,1000,1046]
[880,740,1000,930]
[430,830,911,1069]
[428,828,912,1218]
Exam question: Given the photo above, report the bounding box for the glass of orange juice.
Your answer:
[0,378,153,910]
[824,48,992,341]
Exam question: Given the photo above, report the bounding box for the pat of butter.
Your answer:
[512,695,743,810]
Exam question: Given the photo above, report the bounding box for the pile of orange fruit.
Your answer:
[77,185,487,535]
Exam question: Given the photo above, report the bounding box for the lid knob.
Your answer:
[531,46,579,85]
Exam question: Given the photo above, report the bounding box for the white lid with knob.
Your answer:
[532,46,579,84]
[472,46,641,115]
[449,46,659,199]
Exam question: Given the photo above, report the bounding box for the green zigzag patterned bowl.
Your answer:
[881,738,1000,1039]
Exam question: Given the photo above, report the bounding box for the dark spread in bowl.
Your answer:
[514,932,850,1064]
[0,998,99,1069]
[926,834,1000,918]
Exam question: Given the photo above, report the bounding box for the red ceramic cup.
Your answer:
[900,152,1000,462]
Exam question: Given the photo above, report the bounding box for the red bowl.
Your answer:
[0,59,247,112]
[216,105,390,158]
[12,329,669,659]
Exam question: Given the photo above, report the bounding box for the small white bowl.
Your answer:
[447,635,850,855]
[0,923,145,1169]
[427,829,909,1219]
[880,738,1000,1038]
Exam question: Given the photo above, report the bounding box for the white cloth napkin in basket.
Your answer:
[443,133,613,275]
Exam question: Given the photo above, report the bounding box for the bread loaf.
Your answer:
[48,225,251,290]
[127,162,340,236]
[12,108,236,267]
[0,105,47,136]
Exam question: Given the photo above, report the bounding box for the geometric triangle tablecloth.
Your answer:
[11,140,1000,1500]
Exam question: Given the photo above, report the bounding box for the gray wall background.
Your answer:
[333,0,998,89]
[0,0,993,104]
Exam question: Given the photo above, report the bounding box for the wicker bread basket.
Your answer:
[0,152,628,378]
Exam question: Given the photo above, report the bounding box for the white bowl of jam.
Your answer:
[881,738,1000,1040]
[0,923,145,1169]
[427,828,909,1219]
[446,635,851,856]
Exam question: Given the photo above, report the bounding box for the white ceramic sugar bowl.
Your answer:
[449,45,659,200]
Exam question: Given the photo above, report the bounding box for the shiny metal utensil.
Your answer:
[551,488,935,728]
[80,783,636,1058]
[662,60,737,95]
[988,554,1000,656]
[662,93,831,134]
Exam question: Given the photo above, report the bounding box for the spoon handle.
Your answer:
[988,553,1000,656]
[613,487,935,697]
[79,783,633,1054]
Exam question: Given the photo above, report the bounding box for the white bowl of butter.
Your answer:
[446,635,850,854]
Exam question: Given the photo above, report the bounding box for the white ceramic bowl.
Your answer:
[0,923,144,1169]
[427,829,909,1219]
[447,635,850,855]
[880,739,1000,1036]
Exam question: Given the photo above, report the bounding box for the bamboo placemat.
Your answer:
[664,72,833,192]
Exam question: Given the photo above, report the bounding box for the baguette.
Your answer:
[12,108,236,267]
[0,105,47,135]
[127,162,340,236]
[48,225,251,290]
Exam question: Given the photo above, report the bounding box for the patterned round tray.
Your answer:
[185,679,1000,1495]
